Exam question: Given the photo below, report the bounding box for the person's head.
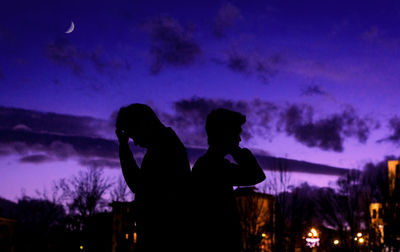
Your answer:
[205,108,246,153]
[116,104,163,148]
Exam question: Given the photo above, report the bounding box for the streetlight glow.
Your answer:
[333,239,339,245]
[311,228,318,237]
[357,232,362,237]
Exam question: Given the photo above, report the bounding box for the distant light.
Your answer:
[354,237,358,241]
[311,228,318,237]
[357,232,362,237]
[125,233,129,240]
[133,232,137,243]
[333,240,339,245]
[306,238,320,248]
[80,245,83,250]
[359,238,364,244]
[262,233,267,238]
[308,232,313,237]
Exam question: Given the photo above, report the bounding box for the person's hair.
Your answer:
[205,108,246,144]
[116,104,162,129]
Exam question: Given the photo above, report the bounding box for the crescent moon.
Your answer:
[65,21,75,34]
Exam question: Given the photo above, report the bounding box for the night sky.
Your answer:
[1,0,400,201]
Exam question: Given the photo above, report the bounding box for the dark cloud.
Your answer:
[227,51,249,73]
[88,46,131,74]
[0,68,4,80]
[254,57,279,83]
[162,97,278,146]
[19,154,52,164]
[142,16,201,74]
[46,38,83,75]
[0,106,151,169]
[46,39,130,77]
[0,106,120,168]
[186,146,350,174]
[301,85,326,96]
[255,155,349,175]
[379,116,400,145]
[0,130,118,160]
[162,97,245,146]
[0,128,148,169]
[278,105,374,152]
[212,2,242,38]
[215,49,282,84]
[0,106,112,138]
[79,159,120,169]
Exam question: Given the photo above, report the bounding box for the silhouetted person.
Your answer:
[116,104,190,252]
[191,108,266,252]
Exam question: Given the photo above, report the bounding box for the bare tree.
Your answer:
[263,158,292,251]
[235,187,275,252]
[110,175,134,202]
[53,167,112,230]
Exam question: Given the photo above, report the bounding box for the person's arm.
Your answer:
[229,147,266,186]
[116,129,140,193]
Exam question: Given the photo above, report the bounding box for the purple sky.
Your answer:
[1,0,400,201]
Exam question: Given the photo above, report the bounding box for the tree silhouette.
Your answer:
[53,167,112,231]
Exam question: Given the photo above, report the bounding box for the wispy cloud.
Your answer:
[212,2,242,38]
[362,26,380,42]
[0,106,112,138]
[142,16,201,74]
[46,38,83,75]
[19,154,52,164]
[378,116,400,145]
[45,38,130,77]
[214,49,283,84]
[301,85,327,96]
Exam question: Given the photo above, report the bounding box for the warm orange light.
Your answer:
[80,245,83,250]
[311,228,318,237]
[359,238,364,244]
[357,232,362,237]
[308,232,313,237]
[133,232,137,243]
[333,240,339,245]
[261,233,266,238]
[125,233,129,240]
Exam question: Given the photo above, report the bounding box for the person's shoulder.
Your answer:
[193,155,206,167]
[192,155,209,172]
[163,127,184,145]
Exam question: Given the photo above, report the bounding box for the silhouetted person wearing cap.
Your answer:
[116,104,190,252]
[191,108,266,252]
